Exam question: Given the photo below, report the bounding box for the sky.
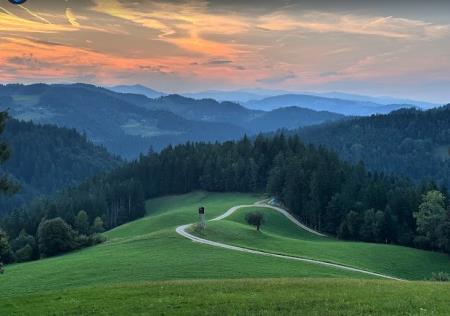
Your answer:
[0,0,450,103]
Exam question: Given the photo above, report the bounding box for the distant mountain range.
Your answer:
[312,92,439,109]
[116,85,439,116]
[181,88,440,111]
[245,94,420,116]
[0,84,344,158]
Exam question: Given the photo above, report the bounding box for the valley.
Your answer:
[0,84,345,158]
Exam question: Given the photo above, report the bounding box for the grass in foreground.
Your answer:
[2,191,450,314]
[194,206,450,280]
[3,278,450,315]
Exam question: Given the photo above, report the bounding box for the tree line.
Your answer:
[1,133,450,267]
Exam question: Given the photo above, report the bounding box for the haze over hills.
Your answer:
[314,92,439,109]
[182,88,439,111]
[245,94,418,116]
[0,84,344,158]
[109,84,166,99]
[113,83,431,118]
[183,89,276,102]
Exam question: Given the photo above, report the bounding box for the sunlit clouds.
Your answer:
[65,8,80,27]
[0,0,449,101]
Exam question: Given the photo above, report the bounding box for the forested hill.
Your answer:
[0,118,122,213]
[0,83,344,158]
[297,105,450,188]
[3,134,448,265]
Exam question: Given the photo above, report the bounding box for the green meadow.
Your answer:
[195,206,450,280]
[1,191,450,315]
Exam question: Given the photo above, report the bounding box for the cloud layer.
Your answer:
[0,0,449,101]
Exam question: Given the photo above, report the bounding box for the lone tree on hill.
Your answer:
[245,211,265,231]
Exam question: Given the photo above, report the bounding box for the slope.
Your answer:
[191,205,450,280]
[2,192,450,315]
[297,105,450,187]
[0,118,121,213]
[0,192,362,299]
[0,84,247,158]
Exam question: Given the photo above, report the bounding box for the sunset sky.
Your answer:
[1,0,449,102]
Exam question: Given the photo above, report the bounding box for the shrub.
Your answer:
[91,233,106,245]
[37,218,76,257]
[14,244,34,263]
[91,216,105,233]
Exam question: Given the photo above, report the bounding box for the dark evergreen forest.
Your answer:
[297,105,450,188]
[0,119,122,212]
[2,134,449,263]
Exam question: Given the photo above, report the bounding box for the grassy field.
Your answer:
[0,193,362,298]
[1,191,450,314]
[3,278,450,315]
[194,206,450,280]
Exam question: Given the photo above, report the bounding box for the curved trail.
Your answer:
[175,203,403,281]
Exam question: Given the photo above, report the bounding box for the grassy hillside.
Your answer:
[0,193,360,298]
[194,206,450,280]
[2,192,450,314]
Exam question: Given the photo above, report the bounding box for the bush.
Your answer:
[14,244,34,263]
[37,218,76,257]
[91,233,106,245]
[11,229,37,261]
[91,216,105,233]
[74,234,91,250]
[431,272,450,282]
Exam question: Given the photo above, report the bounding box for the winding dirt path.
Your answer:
[175,203,403,281]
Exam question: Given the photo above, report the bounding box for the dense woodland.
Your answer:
[297,105,450,188]
[1,134,449,264]
[0,119,122,213]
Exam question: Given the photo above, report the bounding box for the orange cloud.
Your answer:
[0,37,247,84]
[91,0,249,57]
